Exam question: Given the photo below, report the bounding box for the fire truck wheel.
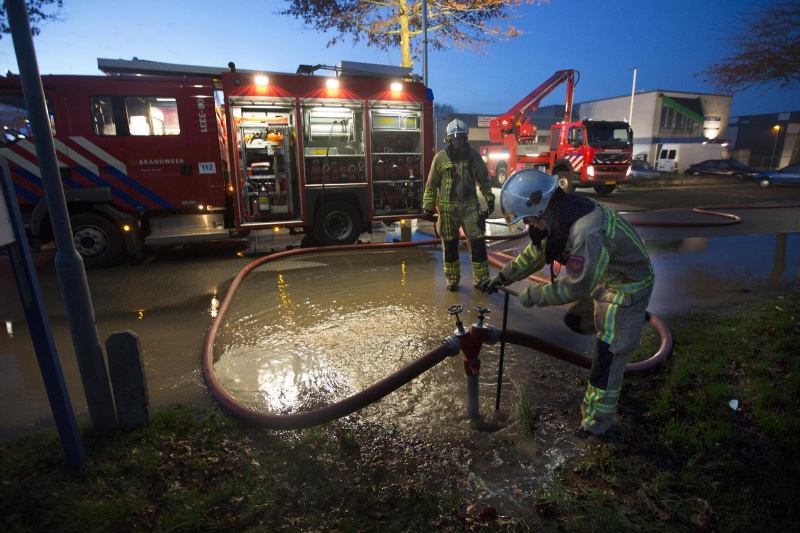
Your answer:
[593,184,617,195]
[70,212,124,268]
[556,171,576,193]
[313,200,363,246]
[494,166,508,188]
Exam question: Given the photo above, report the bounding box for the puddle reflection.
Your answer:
[648,233,799,314]
[213,249,467,423]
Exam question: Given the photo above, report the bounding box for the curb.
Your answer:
[627,173,747,188]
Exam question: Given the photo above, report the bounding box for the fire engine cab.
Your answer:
[0,58,434,267]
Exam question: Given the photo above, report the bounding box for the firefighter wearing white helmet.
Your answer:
[422,119,495,291]
[481,169,655,439]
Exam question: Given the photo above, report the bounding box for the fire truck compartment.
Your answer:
[145,213,231,245]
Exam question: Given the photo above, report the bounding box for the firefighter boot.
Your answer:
[469,239,490,290]
[443,239,461,291]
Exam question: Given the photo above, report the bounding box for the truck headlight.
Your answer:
[586,165,595,178]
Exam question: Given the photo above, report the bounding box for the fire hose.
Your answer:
[202,240,673,430]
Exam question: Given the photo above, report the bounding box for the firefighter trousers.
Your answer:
[578,286,652,435]
[436,204,489,286]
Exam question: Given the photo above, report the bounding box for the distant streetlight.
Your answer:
[771,124,781,169]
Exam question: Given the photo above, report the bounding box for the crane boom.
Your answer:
[489,69,576,145]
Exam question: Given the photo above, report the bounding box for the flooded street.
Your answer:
[212,246,598,510]
[1,184,799,514]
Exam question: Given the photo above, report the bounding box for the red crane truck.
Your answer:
[481,70,632,195]
[0,59,434,267]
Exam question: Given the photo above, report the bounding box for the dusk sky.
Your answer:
[0,0,797,118]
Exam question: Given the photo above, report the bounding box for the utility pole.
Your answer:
[421,0,428,87]
[5,0,117,431]
[629,67,637,124]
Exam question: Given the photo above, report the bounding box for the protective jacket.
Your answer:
[499,194,654,435]
[499,200,654,313]
[422,143,494,212]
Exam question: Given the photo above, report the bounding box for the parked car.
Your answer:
[629,159,660,179]
[684,159,759,179]
[755,162,800,187]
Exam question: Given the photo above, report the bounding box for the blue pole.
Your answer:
[5,0,117,431]
[1,157,85,470]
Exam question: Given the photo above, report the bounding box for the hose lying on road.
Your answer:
[504,313,672,374]
[202,238,672,430]
[625,202,800,227]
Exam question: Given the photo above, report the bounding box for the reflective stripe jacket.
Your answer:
[501,202,654,307]
[422,145,494,212]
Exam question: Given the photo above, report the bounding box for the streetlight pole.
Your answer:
[771,124,780,169]
[629,66,637,123]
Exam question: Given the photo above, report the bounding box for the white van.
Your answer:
[655,143,724,174]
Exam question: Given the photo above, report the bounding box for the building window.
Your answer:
[659,105,700,137]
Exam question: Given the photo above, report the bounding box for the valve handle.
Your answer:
[474,306,489,316]
[447,304,463,316]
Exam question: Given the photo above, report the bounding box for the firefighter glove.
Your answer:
[486,201,495,215]
[423,210,437,222]
[480,273,507,294]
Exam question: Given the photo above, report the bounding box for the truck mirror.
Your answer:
[1,128,25,147]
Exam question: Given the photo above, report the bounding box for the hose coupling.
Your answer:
[443,336,461,356]
[484,325,502,345]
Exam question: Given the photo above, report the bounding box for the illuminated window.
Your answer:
[91,95,181,136]
[126,96,180,136]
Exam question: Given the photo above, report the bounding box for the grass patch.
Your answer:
[517,391,539,436]
[536,292,800,532]
[2,293,799,531]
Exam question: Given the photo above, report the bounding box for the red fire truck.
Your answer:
[0,59,434,267]
[480,70,632,195]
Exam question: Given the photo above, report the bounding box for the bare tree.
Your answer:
[279,0,548,68]
[0,0,63,39]
[433,102,457,117]
[700,3,800,93]
[701,2,800,164]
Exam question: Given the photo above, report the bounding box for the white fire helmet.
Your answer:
[499,169,559,225]
[445,119,469,142]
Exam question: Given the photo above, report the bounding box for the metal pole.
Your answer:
[494,288,511,411]
[466,375,479,419]
[1,156,86,469]
[771,125,780,169]
[629,67,637,124]
[5,0,117,431]
[421,0,429,87]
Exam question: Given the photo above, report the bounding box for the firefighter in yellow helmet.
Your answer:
[481,169,655,439]
[422,119,495,291]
